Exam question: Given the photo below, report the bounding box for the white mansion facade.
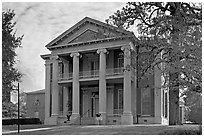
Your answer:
[41,17,169,125]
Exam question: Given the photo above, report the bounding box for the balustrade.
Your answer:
[59,67,124,81]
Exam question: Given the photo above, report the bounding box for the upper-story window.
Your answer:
[59,62,64,74]
[118,52,124,68]
[50,63,53,82]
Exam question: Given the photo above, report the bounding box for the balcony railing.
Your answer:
[58,67,123,81]
[79,70,99,78]
[59,73,73,81]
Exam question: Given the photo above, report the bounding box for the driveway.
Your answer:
[2,124,201,135]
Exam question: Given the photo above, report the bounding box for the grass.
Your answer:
[160,125,202,135]
[2,124,202,135]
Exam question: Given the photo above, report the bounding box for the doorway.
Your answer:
[91,92,99,117]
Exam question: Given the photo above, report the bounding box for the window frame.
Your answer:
[141,87,152,116]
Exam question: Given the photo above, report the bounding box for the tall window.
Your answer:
[118,89,123,110]
[114,89,123,115]
[164,92,168,118]
[141,88,152,116]
[59,86,63,115]
[118,52,124,68]
[59,62,64,74]
[162,90,168,118]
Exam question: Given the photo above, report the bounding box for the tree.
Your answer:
[184,90,202,124]
[108,2,201,125]
[2,9,23,104]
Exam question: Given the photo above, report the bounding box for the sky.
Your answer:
[2,2,126,92]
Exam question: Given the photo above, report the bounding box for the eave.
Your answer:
[47,36,134,51]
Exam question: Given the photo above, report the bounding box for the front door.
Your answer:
[91,92,99,117]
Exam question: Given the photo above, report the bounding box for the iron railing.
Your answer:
[59,67,123,81]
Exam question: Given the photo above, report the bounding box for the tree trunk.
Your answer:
[169,73,180,125]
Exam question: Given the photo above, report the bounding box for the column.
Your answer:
[51,55,59,117]
[44,60,51,125]
[97,48,107,124]
[70,52,80,121]
[121,46,133,125]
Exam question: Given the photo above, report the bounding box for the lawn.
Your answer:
[2,124,202,135]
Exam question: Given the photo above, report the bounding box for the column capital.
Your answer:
[121,45,131,52]
[70,52,80,58]
[50,55,59,60]
[97,48,107,54]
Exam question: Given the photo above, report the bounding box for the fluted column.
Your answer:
[70,52,80,121]
[97,48,107,124]
[121,45,133,125]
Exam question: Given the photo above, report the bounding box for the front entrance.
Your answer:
[91,92,99,117]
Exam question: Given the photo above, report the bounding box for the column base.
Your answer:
[44,115,58,125]
[121,112,133,125]
[70,113,80,125]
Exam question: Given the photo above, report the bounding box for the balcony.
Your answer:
[58,67,123,81]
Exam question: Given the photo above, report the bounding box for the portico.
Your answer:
[41,17,169,125]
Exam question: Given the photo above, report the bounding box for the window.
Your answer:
[50,63,53,81]
[118,52,124,68]
[118,89,123,110]
[59,62,64,74]
[164,92,168,118]
[162,90,168,118]
[59,86,63,113]
[141,88,152,116]
[114,89,123,115]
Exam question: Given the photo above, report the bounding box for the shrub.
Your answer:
[2,118,42,125]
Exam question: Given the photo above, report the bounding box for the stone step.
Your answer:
[58,116,72,125]
[80,117,96,125]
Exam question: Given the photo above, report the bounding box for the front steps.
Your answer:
[58,116,72,125]
[57,116,98,125]
[58,116,122,125]
[80,117,96,125]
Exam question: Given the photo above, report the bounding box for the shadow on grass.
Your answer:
[160,125,202,135]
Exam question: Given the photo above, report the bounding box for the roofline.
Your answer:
[26,89,45,94]
[47,35,134,50]
[41,54,51,60]
[45,17,133,48]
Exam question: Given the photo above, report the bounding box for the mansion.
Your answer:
[41,17,170,125]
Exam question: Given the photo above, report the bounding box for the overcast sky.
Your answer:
[2,2,126,92]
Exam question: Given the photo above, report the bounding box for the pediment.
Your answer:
[69,29,106,43]
[46,17,132,49]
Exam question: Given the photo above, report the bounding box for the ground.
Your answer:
[2,124,201,135]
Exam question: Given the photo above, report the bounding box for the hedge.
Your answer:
[2,118,42,125]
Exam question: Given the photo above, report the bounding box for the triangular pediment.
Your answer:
[46,17,132,49]
[69,29,107,43]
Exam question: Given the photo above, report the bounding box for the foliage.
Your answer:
[2,91,27,118]
[108,2,202,93]
[2,118,42,125]
[184,90,202,124]
[108,2,202,125]
[2,9,23,103]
